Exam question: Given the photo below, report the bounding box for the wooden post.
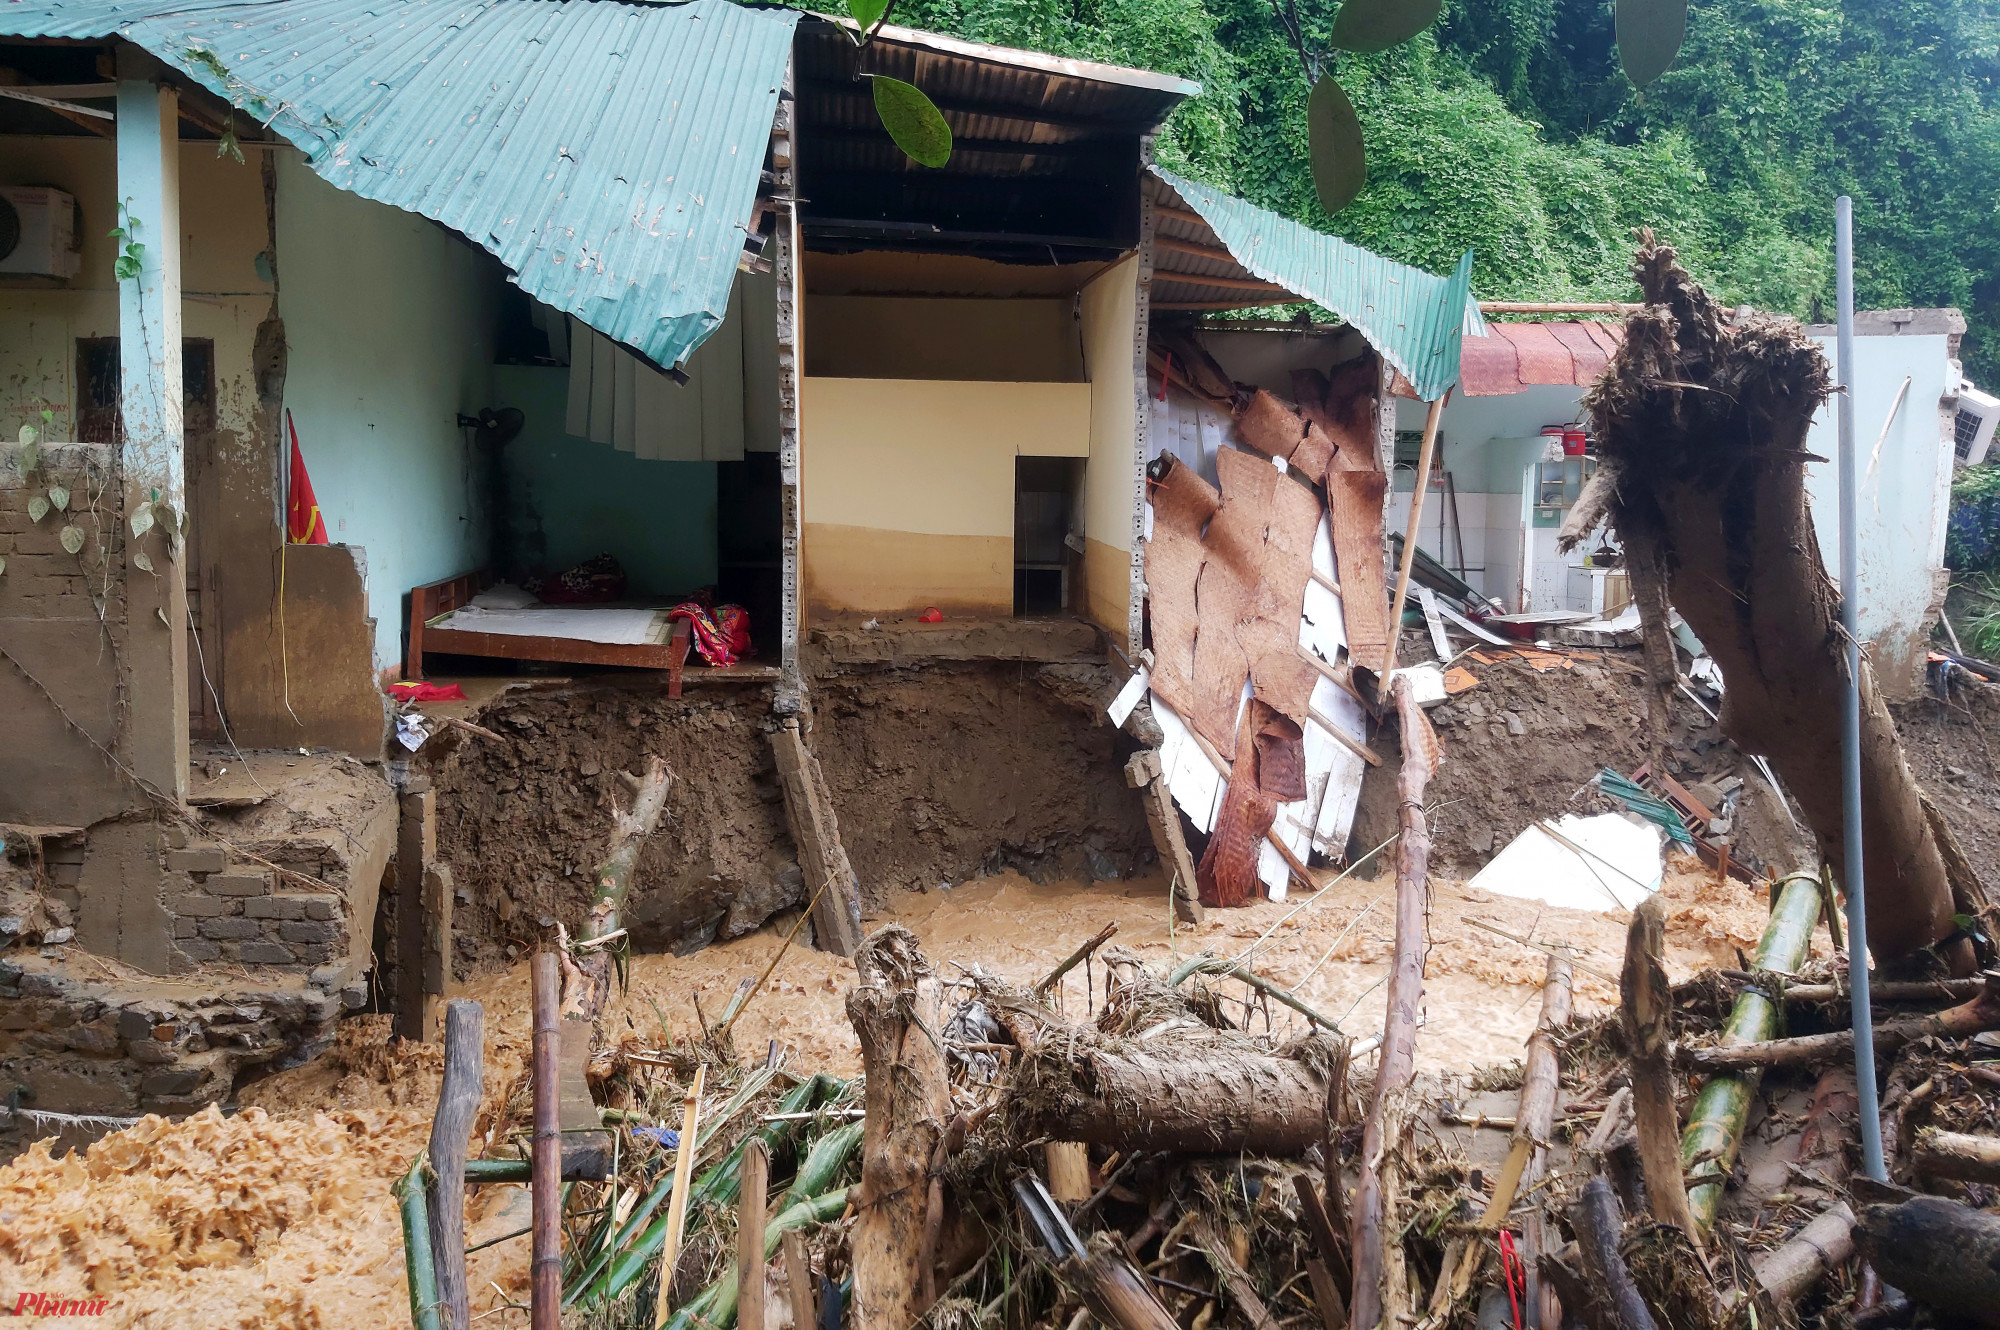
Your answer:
[422,863,454,1040]
[1125,750,1201,924]
[1378,394,1446,693]
[771,720,864,957]
[1348,677,1437,1330]
[781,1230,816,1330]
[396,779,435,1041]
[654,1064,708,1329]
[738,1139,770,1330]
[530,955,561,1330]
[427,999,484,1330]
[1620,895,1701,1240]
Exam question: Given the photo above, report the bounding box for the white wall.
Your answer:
[1802,331,1956,685]
[276,152,498,668]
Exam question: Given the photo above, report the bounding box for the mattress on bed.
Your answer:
[426,604,673,646]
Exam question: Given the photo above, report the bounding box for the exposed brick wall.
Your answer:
[161,851,351,971]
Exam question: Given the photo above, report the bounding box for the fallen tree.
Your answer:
[1571,235,1967,970]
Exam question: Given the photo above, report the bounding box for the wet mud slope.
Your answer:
[1355,645,1811,877]
[1894,682,2000,878]
[810,662,1151,905]
[427,682,798,974]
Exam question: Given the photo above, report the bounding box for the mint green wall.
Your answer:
[276,151,496,667]
[492,366,718,595]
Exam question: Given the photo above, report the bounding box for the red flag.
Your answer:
[286,410,328,545]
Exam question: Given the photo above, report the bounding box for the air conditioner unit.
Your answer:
[0,186,81,280]
[1956,381,2000,466]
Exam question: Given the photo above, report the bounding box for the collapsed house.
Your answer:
[0,0,1486,1128]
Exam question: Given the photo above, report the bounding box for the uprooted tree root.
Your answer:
[1574,232,1970,971]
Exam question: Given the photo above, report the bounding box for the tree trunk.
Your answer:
[1580,236,1965,969]
[1010,1032,1345,1154]
[427,1000,484,1330]
[1854,1197,2000,1328]
[847,926,950,1329]
[1620,896,1700,1240]
[562,757,673,1021]
[1349,677,1437,1330]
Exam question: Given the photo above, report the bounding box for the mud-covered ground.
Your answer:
[1894,678,2000,875]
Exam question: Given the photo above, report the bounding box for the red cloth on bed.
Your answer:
[668,603,752,667]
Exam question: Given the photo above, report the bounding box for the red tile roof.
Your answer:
[1457,320,1625,396]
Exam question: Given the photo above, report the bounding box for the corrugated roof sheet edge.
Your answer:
[1,0,800,371]
[1151,165,1483,401]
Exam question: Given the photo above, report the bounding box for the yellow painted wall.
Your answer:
[1078,256,1139,647]
[803,296,1084,381]
[799,377,1091,616]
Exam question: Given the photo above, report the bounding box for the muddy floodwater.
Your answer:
[0,859,1778,1328]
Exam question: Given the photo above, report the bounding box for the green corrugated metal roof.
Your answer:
[1,0,799,370]
[1151,166,1482,401]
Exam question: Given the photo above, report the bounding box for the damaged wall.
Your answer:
[803,296,1084,381]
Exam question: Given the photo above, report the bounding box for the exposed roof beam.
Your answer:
[799,77,1151,134]
[806,217,1127,249]
[1152,233,1236,266]
[1152,269,1295,295]
[1153,299,1310,311]
[805,126,1107,159]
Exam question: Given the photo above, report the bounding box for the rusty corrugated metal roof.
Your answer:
[1458,320,1623,395]
[1148,166,1483,402]
[2,0,799,371]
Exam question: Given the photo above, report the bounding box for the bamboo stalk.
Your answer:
[396,1150,444,1330]
[1169,954,1345,1032]
[1913,1127,2000,1184]
[531,954,562,1330]
[1680,873,1823,1231]
[1379,394,1447,694]
[1680,972,2000,1072]
[653,1063,709,1329]
[659,1189,854,1330]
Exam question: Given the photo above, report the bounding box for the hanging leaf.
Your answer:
[870,76,953,169]
[846,0,891,36]
[59,525,84,555]
[130,503,155,540]
[19,441,38,475]
[153,500,179,537]
[48,484,68,512]
[133,550,154,573]
[27,496,50,524]
[1307,78,1368,214]
[18,424,36,447]
[1328,0,1443,53]
[1616,0,1686,88]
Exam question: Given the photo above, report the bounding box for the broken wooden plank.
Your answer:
[396,780,435,1042]
[771,720,864,957]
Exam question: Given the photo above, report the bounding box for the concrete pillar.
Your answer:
[116,48,189,802]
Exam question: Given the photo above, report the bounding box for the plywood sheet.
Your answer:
[1326,469,1391,665]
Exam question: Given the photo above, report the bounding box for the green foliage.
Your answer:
[1956,574,2000,659]
[108,201,145,283]
[786,0,2000,382]
[870,75,954,167]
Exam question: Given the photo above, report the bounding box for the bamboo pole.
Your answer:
[653,1063,709,1329]
[738,1139,769,1330]
[531,954,562,1330]
[1379,394,1447,694]
[1681,874,1823,1230]
[396,1149,444,1330]
[1915,1128,2000,1184]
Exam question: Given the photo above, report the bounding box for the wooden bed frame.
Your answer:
[405,570,693,696]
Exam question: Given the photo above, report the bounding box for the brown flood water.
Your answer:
[0,859,1779,1327]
